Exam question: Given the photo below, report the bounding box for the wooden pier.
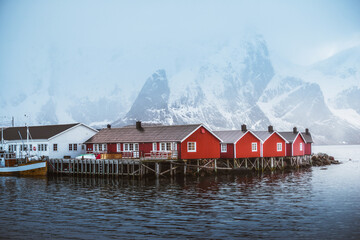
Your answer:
[48,155,312,177]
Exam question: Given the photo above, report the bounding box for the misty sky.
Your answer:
[0,0,359,125]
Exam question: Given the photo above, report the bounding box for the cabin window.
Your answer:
[252,142,257,152]
[29,144,32,151]
[300,143,303,151]
[69,144,72,151]
[152,143,157,151]
[94,144,98,152]
[99,144,102,151]
[123,143,139,152]
[103,144,107,151]
[277,143,282,152]
[117,143,121,152]
[187,142,196,152]
[160,142,172,151]
[73,144,77,151]
[173,142,177,151]
[221,144,227,153]
[53,144,58,151]
[82,144,85,150]
[44,144,47,151]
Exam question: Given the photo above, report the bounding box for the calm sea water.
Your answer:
[0,145,359,239]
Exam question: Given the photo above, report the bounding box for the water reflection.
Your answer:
[0,161,359,239]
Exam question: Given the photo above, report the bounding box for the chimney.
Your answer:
[107,124,111,129]
[305,128,309,135]
[293,127,297,134]
[136,121,142,130]
[241,124,247,132]
[268,125,273,133]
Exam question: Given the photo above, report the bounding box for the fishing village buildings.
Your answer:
[1,121,314,160]
[1,121,314,176]
[85,122,222,160]
[0,123,98,159]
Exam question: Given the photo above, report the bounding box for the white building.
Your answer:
[0,123,98,159]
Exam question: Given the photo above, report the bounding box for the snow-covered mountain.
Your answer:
[114,37,360,144]
[3,34,359,144]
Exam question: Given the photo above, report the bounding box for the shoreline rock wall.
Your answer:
[311,153,340,166]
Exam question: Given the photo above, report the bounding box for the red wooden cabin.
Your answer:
[85,122,221,160]
[253,126,287,157]
[301,128,313,155]
[279,127,306,157]
[214,124,261,159]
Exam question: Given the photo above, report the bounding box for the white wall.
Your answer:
[2,124,97,159]
[3,139,49,158]
[48,124,97,158]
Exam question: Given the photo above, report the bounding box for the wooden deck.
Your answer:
[48,155,312,177]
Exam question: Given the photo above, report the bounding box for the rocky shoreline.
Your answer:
[311,153,340,166]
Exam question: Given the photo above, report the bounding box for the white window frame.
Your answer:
[252,142,257,152]
[124,143,139,152]
[300,143,303,151]
[160,142,172,151]
[187,142,196,152]
[221,144,227,153]
[152,143,157,151]
[277,143,282,152]
[73,144,77,151]
[117,143,121,152]
[53,144,58,151]
[94,144,99,152]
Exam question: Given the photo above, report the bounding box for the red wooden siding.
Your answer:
[262,133,286,157]
[236,131,261,158]
[86,143,93,152]
[139,142,153,157]
[305,143,312,155]
[181,126,220,159]
[107,143,117,153]
[220,144,234,159]
[285,143,292,157]
[292,135,305,156]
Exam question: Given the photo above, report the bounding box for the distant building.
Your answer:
[279,127,306,157]
[253,126,288,158]
[85,121,222,160]
[301,128,313,155]
[214,124,262,159]
[1,123,98,159]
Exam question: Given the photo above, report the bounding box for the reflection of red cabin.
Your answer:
[84,122,221,160]
[214,125,261,159]
[279,127,306,156]
[301,128,313,155]
[253,126,287,157]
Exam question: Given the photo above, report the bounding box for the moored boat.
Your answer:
[0,151,47,176]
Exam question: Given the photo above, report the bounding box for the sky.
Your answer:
[0,0,359,125]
